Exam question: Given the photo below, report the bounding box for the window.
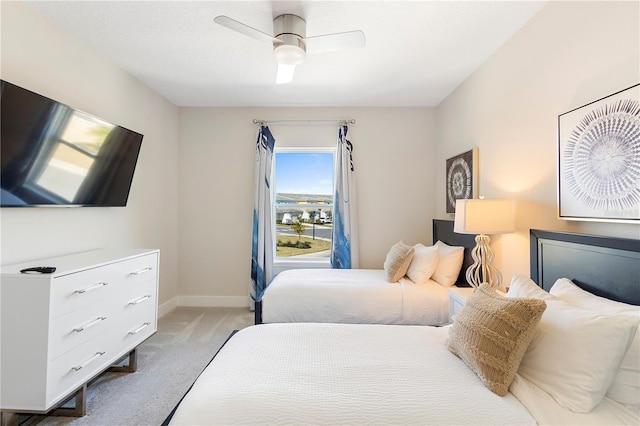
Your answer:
[274,148,334,261]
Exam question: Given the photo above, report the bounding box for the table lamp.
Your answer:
[454,198,514,290]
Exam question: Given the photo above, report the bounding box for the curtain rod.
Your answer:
[253,118,355,126]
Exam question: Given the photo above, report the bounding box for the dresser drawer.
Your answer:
[115,304,157,350]
[50,269,117,319]
[49,300,117,360]
[115,279,157,319]
[114,253,158,287]
[47,325,124,409]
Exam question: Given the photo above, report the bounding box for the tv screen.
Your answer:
[1,80,143,207]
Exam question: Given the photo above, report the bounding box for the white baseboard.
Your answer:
[158,297,178,318]
[158,296,252,318]
[177,295,251,308]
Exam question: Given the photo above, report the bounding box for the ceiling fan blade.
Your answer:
[304,30,366,54]
[276,63,296,84]
[214,15,281,45]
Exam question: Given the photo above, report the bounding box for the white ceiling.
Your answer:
[24,1,547,107]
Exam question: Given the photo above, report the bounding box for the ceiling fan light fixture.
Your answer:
[215,12,365,85]
[273,44,306,65]
[276,63,296,84]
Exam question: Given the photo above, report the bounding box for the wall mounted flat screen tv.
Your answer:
[1,80,143,207]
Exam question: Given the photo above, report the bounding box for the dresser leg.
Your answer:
[108,348,138,373]
[49,384,87,417]
[0,385,86,424]
[1,411,20,426]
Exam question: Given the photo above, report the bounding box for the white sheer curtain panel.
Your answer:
[250,126,276,322]
[331,125,359,269]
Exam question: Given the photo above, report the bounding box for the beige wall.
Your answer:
[435,0,640,288]
[1,2,437,309]
[0,2,181,308]
[178,107,436,303]
[3,1,638,308]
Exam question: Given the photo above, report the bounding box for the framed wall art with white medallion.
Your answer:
[558,84,640,222]
[446,148,478,213]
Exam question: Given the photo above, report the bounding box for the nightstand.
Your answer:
[448,287,475,323]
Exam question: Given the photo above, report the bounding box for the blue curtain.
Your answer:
[251,126,275,320]
[331,125,359,269]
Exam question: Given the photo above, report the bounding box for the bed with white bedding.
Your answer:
[259,219,476,325]
[164,228,640,425]
[262,269,450,324]
[168,319,638,426]
[169,323,536,425]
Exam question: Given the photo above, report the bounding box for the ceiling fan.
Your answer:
[214,14,366,84]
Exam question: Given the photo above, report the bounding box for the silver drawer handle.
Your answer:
[128,295,151,305]
[128,322,151,335]
[128,267,152,276]
[74,282,108,294]
[71,351,105,371]
[73,316,107,332]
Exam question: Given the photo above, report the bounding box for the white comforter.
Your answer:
[169,323,536,425]
[261,269,450,325]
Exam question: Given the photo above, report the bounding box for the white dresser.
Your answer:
[0,248,159,417]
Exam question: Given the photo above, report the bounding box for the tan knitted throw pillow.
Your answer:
[383,241,415,282]
[446,284,546,396]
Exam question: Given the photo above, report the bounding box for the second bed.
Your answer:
[260,220,476,325]
[262,268,450,324]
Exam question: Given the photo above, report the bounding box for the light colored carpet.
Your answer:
[23,307,254,426]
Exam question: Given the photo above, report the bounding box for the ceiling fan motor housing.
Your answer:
[273,14,306,65]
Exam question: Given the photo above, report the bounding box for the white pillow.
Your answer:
[431,241,464,287]
[507,274,639,413]
[406,244,439,285]
[550,278,640,409]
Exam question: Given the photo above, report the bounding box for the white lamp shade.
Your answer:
[454,199,514,235]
